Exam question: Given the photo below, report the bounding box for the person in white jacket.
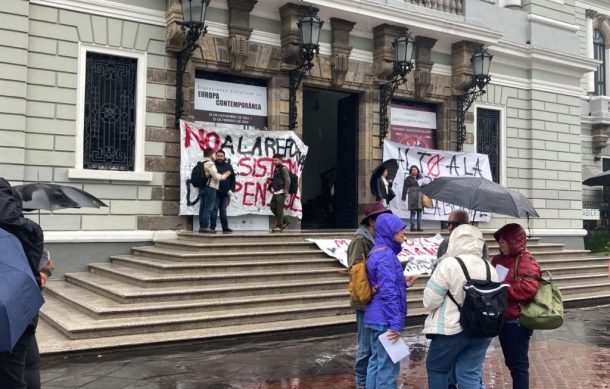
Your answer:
[423,224,499,389]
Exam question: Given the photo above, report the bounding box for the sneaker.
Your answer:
[222,228,233,234]
[410,226,416,232]
[198,228,213,234]
[280,221,290,230]
[271,227,281,232]
[417,228,424,232]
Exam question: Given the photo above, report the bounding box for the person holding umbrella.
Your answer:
[402,165,425,232]
[0,179,45,389]
[375,168,396,207]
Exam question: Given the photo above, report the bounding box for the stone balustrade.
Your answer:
[406,0,463,15]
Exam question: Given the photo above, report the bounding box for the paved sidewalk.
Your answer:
[40,305,610,388]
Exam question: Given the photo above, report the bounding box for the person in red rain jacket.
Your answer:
[491,223,541,389]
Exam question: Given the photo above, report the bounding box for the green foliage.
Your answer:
[584,229,610,254]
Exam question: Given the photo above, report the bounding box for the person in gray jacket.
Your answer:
[437,210,489,260]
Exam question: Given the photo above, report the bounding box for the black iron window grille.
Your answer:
[83,52,137,171]
[594,29,606,96]
[476,108,501,183]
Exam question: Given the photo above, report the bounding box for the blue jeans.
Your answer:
[210,191,230,230]
[426,331,491,389]
[498,321,533,389]
[409,209,422,229]
[355,311,372,388]
[198,186,216,229]
[366,325,400,389]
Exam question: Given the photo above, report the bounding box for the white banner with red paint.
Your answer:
[383,141,493,222]
[308,234,444,276]
[179,120,308,218]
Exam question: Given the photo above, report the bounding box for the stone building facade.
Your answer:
[0,0,597,263]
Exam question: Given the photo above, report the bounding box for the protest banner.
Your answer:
[179,120,308,218]
[383,140,493,222]
[308,234,444,276]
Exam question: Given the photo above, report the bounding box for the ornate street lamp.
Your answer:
[379,28,415,146]
[456,47,493,151]
[289,9,324,131]
[174,0,210,128]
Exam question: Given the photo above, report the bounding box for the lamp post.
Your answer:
[456,47,493,151]
[288,9,324,131]
[175,0,210,129]
[379,28,415,147]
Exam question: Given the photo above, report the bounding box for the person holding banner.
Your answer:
[210,150,235,233]
[347,202,392,389]
[402,165,424,232]
[199,148,231,234]
[267,154,291,232]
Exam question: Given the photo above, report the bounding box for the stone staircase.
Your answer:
[37,231,610,354]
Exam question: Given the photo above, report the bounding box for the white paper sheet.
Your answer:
[378,332,410,364]
[495,264,509,282]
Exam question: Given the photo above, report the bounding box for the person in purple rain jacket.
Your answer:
[364,213,415,389]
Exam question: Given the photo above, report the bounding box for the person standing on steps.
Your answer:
[210,150,235,234]
[267,154,291,232]
[402,165,424,232]
[347,202,392,389]
[199,148,231,234]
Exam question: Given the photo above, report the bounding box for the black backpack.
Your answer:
[447,257,509,338]
[288,170,299,194]
[190,161,211,188]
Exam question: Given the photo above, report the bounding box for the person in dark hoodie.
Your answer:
[347,202,392,389]
[491,224,541,389]
[364,213,414,388]
[0,178,44,389]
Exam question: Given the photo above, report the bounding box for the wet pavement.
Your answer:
[41,305,610,389]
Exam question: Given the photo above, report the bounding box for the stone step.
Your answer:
[64,272,348,303]
[537,256,608,268]
[550,273,610,286]
[44,281,351,319]
[132,245,325,262]
[485,243,565,254]
[540,264,610,276]
[110,255,340,274]
[558,281,610,296]
[176,230,355,244]
[88,262,345,288]
[155,239,319,252]
[562,290,610,308]
[40,293,355,339]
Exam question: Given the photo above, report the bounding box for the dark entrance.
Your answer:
[301,88,359,229]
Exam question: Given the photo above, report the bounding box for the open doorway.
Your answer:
[301,88,359,229]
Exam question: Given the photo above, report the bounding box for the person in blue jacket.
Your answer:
[364,213,413,389]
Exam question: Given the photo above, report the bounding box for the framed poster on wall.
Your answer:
[390,102,437,149]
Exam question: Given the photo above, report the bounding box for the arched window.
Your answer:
[594,29,606,96]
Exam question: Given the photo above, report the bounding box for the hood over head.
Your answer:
[374,213,406,254]
[0,178,23,224]
[446,224,485,258]
[493,223,527,256]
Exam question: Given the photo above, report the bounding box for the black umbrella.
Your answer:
[420,177,539,218]
[370,159,399,197]
[583,171,610,187]
[14,183,107,211]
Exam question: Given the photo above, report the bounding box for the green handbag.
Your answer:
[514,257,564,330]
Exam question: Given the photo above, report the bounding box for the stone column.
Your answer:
[449,40,479,150]
[330,18,355,88]
[373,24,402,82]
[279,3,312,68]
[414,36,437,98]
[228,0,257,73]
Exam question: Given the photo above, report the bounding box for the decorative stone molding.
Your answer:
[592,124,609,152]
[227,0,257,73]
[165,0,185,53]
[330,18,355,87]
[373,24,402,82]
[279,3,314,68]
[451,40,480,93]
[590,11,610,49]
[414,36,437,98]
